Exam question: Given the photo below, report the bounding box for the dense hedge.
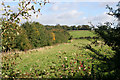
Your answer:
[2,22,32,52]
[2,22,71,52]
[21,22,53,48]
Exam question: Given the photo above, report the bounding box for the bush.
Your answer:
[14,32,32,51]
[46,28,71,44]
[21,22,53,48]
[53,30,70,43]
[2,22,31,51]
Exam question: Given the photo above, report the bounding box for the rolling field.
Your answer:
[69,30,96,38]
[14,39,91,72]
[2,30,114,78]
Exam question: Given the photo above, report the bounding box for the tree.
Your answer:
[21,22,53,48]
[1,0,49,23]
[1,22,32,51]
[86,2,120,79]
[1,0,49,51]
[81,25,90,30]
[71,25,76,30]
[77,25,81,30]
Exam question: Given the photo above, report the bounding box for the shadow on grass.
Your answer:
[83,28,120,80]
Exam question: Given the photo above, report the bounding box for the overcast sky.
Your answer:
[0,0,118,26]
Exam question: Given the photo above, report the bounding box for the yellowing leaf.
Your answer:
[19,19,21,22]
[8,10,13,12]
[34,2,37,4]
[18,8,22,11]
[2,2,4,5]
[22,16,25,19]
[7,5,10,8]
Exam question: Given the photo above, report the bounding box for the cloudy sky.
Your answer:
[0,0,119,26]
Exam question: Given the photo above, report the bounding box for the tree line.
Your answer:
[45,24,91,30]
[1,21,71,52]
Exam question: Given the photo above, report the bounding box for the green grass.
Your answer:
[15,39,91,73]
[68,30,96,38]
[2,30,114,78]
[0,47,1,52]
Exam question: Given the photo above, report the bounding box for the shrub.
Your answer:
[21,22,53,48]
[2,22,31,51]
[47,29,71,44]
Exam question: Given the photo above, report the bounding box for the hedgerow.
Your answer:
[2,22,32,52]
[2,21,71,52]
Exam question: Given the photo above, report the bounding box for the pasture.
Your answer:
[68,30,96,38]
[1,30,114,78]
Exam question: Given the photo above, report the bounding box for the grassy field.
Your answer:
[2,30,114,78]
[68,30,96,38]
[13,39,90,73]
